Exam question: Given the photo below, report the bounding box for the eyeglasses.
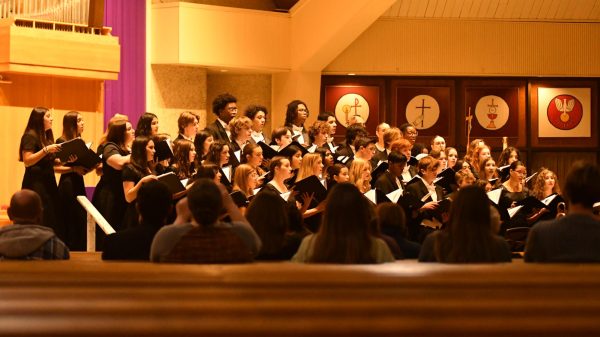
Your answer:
[514,170,527,175]
[227,107,238,112]
[405,131,418,136]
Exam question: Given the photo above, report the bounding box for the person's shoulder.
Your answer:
[422,230,445,244]
[371,237,396,263]
[20,131,39,147]
[122,163,140,177]
[204,121,220,131]
[530,217,561,234]
[491,234,512,257]
[157,222,195,235]
[103,142,122,156]
[291,234,316,262]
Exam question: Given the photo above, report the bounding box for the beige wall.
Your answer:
[152,2,290,72]
[148,65,207,136]
[206,73,272,132]
[325,18,600,77]
[0,75,104,206]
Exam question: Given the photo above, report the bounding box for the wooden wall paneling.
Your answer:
[530,79,598,148]
[530,151,597,192]
[320,76,386,138]
[0,74,103,206]
[457,78,527,151]
[390,79,456,148]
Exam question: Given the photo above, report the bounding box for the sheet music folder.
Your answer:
[157,172,186,195]
[56,138,100,169]
[293,175,328,203]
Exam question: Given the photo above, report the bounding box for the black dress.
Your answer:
[56,137,87,251]
[92,142,129,234]
[498,186,530,233]
[20,131,63,240]
[121,164,145,229]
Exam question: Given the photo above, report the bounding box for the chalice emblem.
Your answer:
[486,98,499,129]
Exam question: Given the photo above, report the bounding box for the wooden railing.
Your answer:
[76,195,115,252]
[1,257,600,336]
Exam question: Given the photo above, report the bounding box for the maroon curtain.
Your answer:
[104,0,146,128]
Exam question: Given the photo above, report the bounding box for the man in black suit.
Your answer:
[402,156,445,243]
[102,180,173,260]
[525,162,600,262]
[205,93,237,143]
[375,151,407,194]
[335,123,368,160]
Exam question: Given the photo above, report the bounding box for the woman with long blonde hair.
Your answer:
[349,158,372,193]
[232,164,259,199]
[296,153,323,182]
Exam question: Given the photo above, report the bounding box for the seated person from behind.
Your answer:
[525,162,600,263]
[150,179,262,263]
[418,185,511,263]
[292,183,394,264]
[102,180,172,260]
[0,189,69,260]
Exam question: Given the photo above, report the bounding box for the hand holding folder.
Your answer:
[56,138,100,169]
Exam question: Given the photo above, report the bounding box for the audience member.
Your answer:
[292,183,394,264]
[376,202,421,259]
[419,185,511,263]
[150,179,262,263]
[103,181,172,260]
[246,190,306,260]
[0,190,69,260]
[525,162,600,262]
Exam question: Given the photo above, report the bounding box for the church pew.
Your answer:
[0,255,599,336]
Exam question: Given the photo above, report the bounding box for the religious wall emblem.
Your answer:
[547,94,583,130]
[335,93,370,127]
[405,95,439,130]
[475,95,509,130]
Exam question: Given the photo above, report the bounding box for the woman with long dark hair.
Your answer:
[292,183,394,263]
[279,144,302,186]
[204,140,231,189]
[56,111,90,250]
[418,185,511,263]
[497,146,521,167]
[171,139,196,180]
[193,130,213,164]
[135,112,159,138]
[19,107,63,237]
[92,120,134,232]
[122,136,158,228]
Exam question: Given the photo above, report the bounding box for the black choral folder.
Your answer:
[157,172,186,195]
[56,138,100,169]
